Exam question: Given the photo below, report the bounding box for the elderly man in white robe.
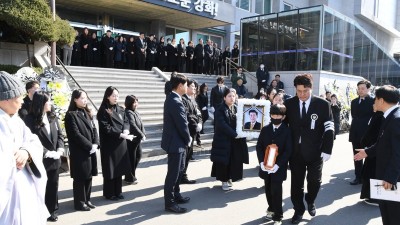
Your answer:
[0,71,49,224]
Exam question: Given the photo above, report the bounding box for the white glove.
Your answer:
[93,48,97,51]
[45,151,61,160]
[235,135,241,139]
[142,136,146,141]
[321,152,331,162]
[202,106,207,110]
[109,47,113,50]
[123,130,129,134]
[260,162,268,172]
[120,133,135,141]
[267,164,279,174]
[90,144,98,154]
[151,50,154,54]
[196,123,202,132]
[210,107,215,113]
[189,137,193,146]
[262,80,266,82]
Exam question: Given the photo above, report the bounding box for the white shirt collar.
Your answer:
[383,105,399,118]
[273,124,281,130]
[299,95,312,109]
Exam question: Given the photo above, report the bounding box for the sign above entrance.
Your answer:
[142,0,219,18]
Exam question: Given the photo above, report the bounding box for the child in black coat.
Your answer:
[256,104,293,225]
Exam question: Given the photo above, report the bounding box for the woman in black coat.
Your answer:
[330,94,342,136]
[166,38,178,72]
[64,89,99,211]
[157,36,167,71]
[211,88,249,191]
[126,36,136,69]
[196,83,209,134]
[360,109,384,204]
[124,95,146,184]
[24,91,64,222]
[89,32,101,67]
[97,86,132,200]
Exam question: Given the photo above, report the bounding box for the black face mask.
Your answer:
[270,118,282,125]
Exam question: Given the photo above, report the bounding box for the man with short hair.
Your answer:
[275,74,284,90]
[146,34,157,70]
[102,30,114,68]
[204,39,213,75]
[18,80,40,119]
[231,66,247,88]
[284,74,334,224]
[355,85,400,225]
[210,76,229,112]
[244,110,261,130]
[135,32,146,70]
[349,80,374,185]
[194,39,204,74]
[256,63,269,92]
[161,74,191,214]
[0,71,49,224]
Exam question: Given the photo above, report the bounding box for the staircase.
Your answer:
[65,66,232,157]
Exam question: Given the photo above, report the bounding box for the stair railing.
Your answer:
[225,57,256,80]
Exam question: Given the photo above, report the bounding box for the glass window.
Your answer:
[277,10,298,71]
[255,0,271,14]
[176,29,190,44]
[241,17,259,71]
[259,14,278,71]
[236,0,250,11]
[283,2,292,11]
[352,28,363,76]
[196,33,209,44]
[165,27,175,42]
[210,36,222,48]
[344,23,354,74]
[298,7,321,71]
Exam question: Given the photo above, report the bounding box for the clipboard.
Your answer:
[370,179,400,202]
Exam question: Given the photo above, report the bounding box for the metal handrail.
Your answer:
[225,57,256,79]
[54,56,99,111]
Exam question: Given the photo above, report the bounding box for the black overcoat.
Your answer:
[64,110,99,180]
[97,104,131,179]
[24,114,64,172]
[349,95,374,143]
[256,123,292,181]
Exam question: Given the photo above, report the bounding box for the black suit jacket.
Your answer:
[24,114,64,172]
[256,68,269,84]
[244,121,261,130]
[210,85,229,108]
[204,44,212,59]
[366,107,400,185]
[349,95,374,143]
[182,94,202,136]
[64,110,99,180]
[284,96,334,162]
[134,38,146,55]
[161,92,191,154]
[256,123,292,181]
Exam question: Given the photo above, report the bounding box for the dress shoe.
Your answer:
[75,204,91,211]
[47,214,58,222]
[117,194,124,199]
[350,178,362,185]
[174,196,190,204]
[273,221,282,225]
[307,203,316,216]
[105,196,119,201]
[165,204,187,214]
[86,201,96,209]
[364,198,379,206]
[291,213,303,224]
[180,178,196,184]
[265,210,274,220]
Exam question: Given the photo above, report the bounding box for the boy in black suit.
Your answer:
[257,104,292,225]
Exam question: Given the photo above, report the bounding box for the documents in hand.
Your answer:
[370,179,400,202]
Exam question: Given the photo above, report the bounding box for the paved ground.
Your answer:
[54,133,382,225]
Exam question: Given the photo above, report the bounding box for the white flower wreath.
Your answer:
[236,98,271,139]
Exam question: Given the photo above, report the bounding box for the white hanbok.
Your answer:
[0,109,49,225]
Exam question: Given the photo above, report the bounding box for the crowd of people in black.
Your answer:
[62,28,239,75]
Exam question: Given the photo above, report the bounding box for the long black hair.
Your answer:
[29,91,55,128]
[100,86,119,109]
[199,83,208,95]
[67,89,93,120]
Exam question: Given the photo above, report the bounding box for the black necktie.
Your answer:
[301,102,306,119]
[274,128,277,132]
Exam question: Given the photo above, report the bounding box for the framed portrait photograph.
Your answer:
[236,99,271,139]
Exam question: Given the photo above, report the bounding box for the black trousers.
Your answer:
[45,168,59,215]
[196,58,203,74]
[379,200,400,225]
[204,57,211,74]
[73,179,92,208]
[125,141,142,182]
[183,134,195,178]
[136,54,145,70]
[103,176,122,198]
[264,178,283,221]
[352,142,364,179]
[164,150,186,207]
[186,59,193,73]
[104,52,113,68]
[290,150,323,215]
